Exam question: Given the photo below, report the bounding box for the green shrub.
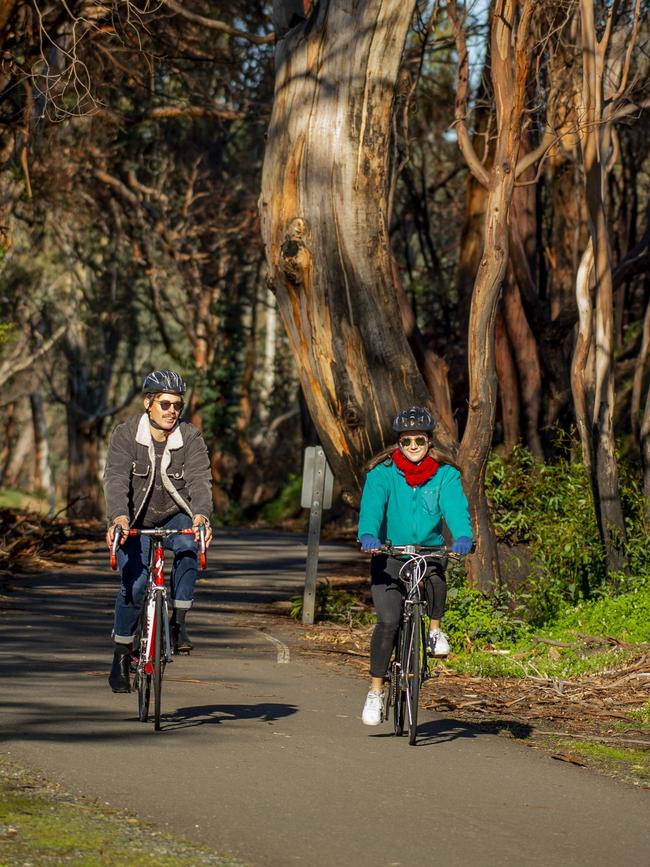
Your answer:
[444,584,528,650]
[290,580,374,626]
[485,443,650,625]
[547,587,650,644]
[260,474,303,525]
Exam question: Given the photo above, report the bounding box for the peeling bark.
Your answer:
[261,0,456,504]
[573,0,635,571]
[453,0,536,590]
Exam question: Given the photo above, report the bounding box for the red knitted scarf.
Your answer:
[392,448,439,487]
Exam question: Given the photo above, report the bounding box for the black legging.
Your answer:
[369,554,447,678]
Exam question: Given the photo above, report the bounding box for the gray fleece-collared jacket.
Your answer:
[103,413,212,525]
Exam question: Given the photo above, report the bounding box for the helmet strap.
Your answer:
[146,409,178,435]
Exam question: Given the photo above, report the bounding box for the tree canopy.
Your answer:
[0,1,648,587]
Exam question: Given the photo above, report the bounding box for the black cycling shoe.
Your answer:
[108,646,132,693]
[173,622,194,653]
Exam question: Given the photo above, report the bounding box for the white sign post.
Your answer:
[300,446,334,625]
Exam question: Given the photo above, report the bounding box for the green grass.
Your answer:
[546,590,650,644]
[0,758,244,867]
[442,583,650,680]
[628,700,650,724]
[290,580,374,626]
[553,740,650,784]
[0,488,50,513]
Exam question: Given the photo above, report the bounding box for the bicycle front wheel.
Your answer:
[406,613,422,745]
[137,666,151,722]
[135,618,151,723]
[393,622,408,737]
[153,593,165,731]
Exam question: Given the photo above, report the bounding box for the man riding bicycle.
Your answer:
[357,405,473,725]
[104,369,213,693]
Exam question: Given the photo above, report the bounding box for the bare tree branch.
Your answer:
[162,0,274,45]
[0,323,67,388]
[447,0,490,188]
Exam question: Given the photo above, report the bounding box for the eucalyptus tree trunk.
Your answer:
[641,385,650,521]
[571,0,639,571]
[495,310,520,450]
[448,0,536,590]
[4,400,31,488]
[65,354,104,520]
[30,390,53,499]
[260,0,457,505]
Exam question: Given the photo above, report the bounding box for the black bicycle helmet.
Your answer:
[392,405,435,433]
[142,369,187,395]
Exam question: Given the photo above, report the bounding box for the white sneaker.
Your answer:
[428,628,450,657]
[361,689,384,725]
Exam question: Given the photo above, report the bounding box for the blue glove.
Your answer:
[451,536,473,555]
[360,534,382,553]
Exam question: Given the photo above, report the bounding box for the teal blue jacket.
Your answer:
[357,459,473,547]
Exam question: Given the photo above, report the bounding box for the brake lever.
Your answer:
[198,523,207,571]
[110,525,122,571]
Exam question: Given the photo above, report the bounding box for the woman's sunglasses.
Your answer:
[153,399,184,413]
[399,436,428,447]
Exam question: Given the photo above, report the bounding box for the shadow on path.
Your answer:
[162,702,299,731]
[369,716,533,746]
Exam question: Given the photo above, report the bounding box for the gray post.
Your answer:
[302,446,327,625]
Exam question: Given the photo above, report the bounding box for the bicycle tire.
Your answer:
[153,591,164,731]
[394,621,408,736]
[135,616,151,722]
[420,616,429,681]
[381,657,393,727]
[407,611,422,745]
[137,667,151,722]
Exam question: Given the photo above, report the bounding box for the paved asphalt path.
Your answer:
[0,529,648,867]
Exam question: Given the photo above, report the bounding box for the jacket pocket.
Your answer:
[168,465,185,487]
[132,461,150,478]
[421,488,440,516]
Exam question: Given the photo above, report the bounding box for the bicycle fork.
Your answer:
[143,541,172,674]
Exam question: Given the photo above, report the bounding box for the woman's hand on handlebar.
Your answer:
[359,534,382,554]
[451,536,473,555]
[106,516,129,548]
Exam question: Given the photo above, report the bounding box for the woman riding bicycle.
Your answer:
[357,405,473,726]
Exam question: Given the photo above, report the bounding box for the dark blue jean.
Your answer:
[113,512,198,644]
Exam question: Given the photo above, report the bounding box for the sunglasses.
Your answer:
[153,399,184,412]
[399,436,429,447]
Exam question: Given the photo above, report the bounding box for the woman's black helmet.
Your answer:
[392,405,435,433]
[142,369,187,395]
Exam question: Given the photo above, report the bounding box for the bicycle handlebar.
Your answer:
[109,525,208,571]
[381,543,449,557]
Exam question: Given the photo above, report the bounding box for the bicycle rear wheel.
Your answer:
[153,591,164,731]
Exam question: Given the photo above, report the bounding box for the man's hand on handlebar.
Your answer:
[106,516,130,548]
[192,514,212,547]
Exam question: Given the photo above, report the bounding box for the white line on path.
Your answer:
[259,631,290,664]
